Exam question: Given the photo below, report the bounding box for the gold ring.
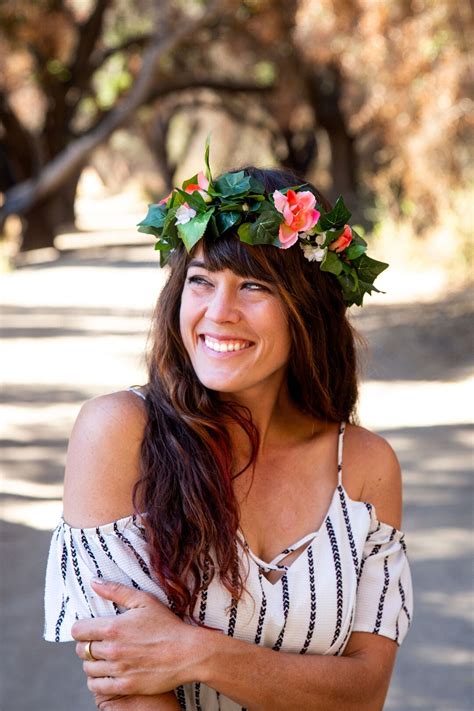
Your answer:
[84,640,98,662]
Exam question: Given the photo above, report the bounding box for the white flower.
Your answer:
[175,204,197,225]
[315,233,326,246]
[301,243,327,262]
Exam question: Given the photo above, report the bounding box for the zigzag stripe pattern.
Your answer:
[193,556,211,711]
[54,594,69,642]
[335,606,354,655]
[374,555,391,633]
[338,485,360,576]
[272,574,290,651]
[113,524,152,579]
[81,530,120,615]
[69,529,94,617]
[175,685,187,709]
[254,569,267,645]
[299,545,316,654]
[398,578,411,625]
[326,516,343,646]
[60,540,68,582]
[96,527,141,590]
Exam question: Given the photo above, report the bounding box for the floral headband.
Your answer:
[138,138,388,306]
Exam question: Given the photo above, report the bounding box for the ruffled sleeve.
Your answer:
[352,504,414,646]
[44,514,169,642]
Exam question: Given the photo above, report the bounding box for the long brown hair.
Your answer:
[134,167,362,623]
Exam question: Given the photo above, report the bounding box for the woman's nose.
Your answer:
[205,286,240,323]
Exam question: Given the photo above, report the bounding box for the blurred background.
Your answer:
[1,1,473,709]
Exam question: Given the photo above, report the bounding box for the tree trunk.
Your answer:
[20,168,82,251]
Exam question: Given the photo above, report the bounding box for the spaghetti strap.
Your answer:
[337,421,346,487]
[128,386,147,401]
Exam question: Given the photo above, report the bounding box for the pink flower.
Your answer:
[328,225,353,253]
[185,171,211,202]
[273,189,320,248]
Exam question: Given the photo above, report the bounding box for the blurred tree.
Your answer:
[0,0,270,249]
[0,0,471,251]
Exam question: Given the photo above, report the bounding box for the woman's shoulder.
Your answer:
[343,422,403,529]
[62,389,148,528]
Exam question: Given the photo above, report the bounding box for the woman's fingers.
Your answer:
[76,640,106,661]
[83,660,116,678]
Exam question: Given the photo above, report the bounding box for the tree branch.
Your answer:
[1,0,239,218]
[90,33,154,70]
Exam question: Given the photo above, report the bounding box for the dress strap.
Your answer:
[128,386,147,401]
[337,421,346,487]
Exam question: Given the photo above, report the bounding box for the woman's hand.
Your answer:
[72,578,199,697]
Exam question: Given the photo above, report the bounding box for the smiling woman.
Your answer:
[44,153,413,711]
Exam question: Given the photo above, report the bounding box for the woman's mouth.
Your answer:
[200,335,254,354]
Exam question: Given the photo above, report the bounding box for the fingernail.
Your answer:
[92,577,104,585]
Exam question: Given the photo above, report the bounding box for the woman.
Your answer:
[44,148,413,710]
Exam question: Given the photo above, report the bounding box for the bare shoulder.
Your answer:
[63,390,148,527]
[344,423,403,529]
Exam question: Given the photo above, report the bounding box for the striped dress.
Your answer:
[44,414,414,710]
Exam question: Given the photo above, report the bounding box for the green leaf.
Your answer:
[138,224,161,238]
[174,187,207,212]
[248,176,265,194]
[214,171,252,198]
[137,203,167,230]
[216,211,241,233]
[319,196,352,231]
[320,249,343,276]
[161,207,178,241]
[177,208,215,251]
[204,133,212,184]
[249,210,282,244]
[356,254,389,281]
[237,222,253,244]
[344,244,366,260]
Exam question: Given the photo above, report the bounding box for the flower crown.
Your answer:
[138,138,388,306]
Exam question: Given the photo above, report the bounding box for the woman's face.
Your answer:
[179,247,292,396]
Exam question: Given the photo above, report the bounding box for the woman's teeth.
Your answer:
[204,336,252,353]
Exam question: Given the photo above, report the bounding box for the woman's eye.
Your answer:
[187,275,211,287]
[242,282,269,292]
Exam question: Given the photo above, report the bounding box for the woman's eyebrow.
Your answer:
[188,259,210,270]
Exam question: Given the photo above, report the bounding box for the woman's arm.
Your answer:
[94,692,181,710]
[62,391,181,708]
[193,626,396,711]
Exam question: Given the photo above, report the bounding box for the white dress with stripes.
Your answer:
[44,396,414,710]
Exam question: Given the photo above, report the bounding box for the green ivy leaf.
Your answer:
[215,211,241,233]
[344,244,367,260]
[138,224,161,238]
[177,209,215,251]
[319,196,352,231]
[248,176,265,194]
[249,210,282,244]
[214,171,252,197]
[320,249,343,275]
[137,203,167,230]
[237,222,253,244]
[161,207,178,241]
[174,187,207,212]
[204,133,212,183]
[356,254,389,281]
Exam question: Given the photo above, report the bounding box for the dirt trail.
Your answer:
[1,239,472,711]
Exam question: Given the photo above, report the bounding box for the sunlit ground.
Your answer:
[1,188,473,709]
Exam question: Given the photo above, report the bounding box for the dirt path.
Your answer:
[1,241,472,711]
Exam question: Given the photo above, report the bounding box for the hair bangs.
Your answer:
[192,233,278,284]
